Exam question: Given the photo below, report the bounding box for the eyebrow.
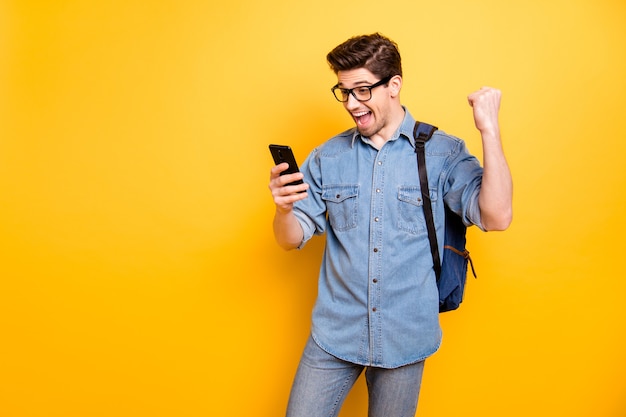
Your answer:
[337,80,375,88]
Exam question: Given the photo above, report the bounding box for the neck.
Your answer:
[369,105,405,148]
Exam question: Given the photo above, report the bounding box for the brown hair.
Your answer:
[326,33,402,79]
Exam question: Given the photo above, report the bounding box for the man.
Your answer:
[268,33,512,417]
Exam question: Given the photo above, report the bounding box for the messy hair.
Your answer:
[326,33,402,79]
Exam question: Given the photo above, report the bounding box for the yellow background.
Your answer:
[1,0,625,416]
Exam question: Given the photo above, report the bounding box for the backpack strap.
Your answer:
[413,121,441,281]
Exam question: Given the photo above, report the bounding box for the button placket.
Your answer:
[368,149,387,364]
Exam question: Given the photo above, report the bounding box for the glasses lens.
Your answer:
[332,87,348,102]
[353,87,372,102]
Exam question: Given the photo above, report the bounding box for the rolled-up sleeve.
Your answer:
[292,147,328,248]
[443,139,485,231]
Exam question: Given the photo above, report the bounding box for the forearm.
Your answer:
[467,87,512,231]
[478,130,513,231]
[273,209,304,250]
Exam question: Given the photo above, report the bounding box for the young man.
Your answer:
[268,33,512,417]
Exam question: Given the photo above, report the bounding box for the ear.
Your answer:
[389,75,402,97]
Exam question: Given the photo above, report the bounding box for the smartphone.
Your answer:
[269,144,304,187]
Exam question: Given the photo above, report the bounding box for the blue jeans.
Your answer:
[286,336,425,417]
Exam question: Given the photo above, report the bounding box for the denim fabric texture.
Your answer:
[286,335,424,417]
[293,108,484,368]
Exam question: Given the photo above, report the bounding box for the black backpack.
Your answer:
[413,122,477,312]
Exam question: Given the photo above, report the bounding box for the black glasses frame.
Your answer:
[331,75,393,103]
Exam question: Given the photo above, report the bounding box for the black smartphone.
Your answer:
[269,144,304,187]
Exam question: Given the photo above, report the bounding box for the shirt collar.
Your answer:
[350,107,417,148]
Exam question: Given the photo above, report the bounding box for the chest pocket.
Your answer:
[397,186,438,235]
[322,184,359,232]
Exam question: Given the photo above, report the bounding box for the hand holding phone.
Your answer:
[268,145,308,248]
[269,144,304,187]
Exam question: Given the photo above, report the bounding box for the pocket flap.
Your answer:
[322,185,359,203]
[398,187,437,207]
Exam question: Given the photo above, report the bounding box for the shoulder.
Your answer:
[428,130,466,157]
[312,128,356,158]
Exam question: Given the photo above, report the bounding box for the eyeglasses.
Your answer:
[331,75,393,102]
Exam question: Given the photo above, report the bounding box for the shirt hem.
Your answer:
[310,330,443,369]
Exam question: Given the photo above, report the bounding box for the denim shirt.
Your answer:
[293,108,484,368]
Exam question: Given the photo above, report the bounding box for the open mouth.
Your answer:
[353,111,372,126]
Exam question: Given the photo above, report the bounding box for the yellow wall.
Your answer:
[1,1,625,416]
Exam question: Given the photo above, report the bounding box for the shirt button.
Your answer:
[373,278,378,283]
[374,217,380,222]
[376,189,381,193]
[372,307,377,312]
[373,248,379,253]
[377,161,382,166]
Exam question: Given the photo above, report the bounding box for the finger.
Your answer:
[276,182,309,198]
[270,162,290,178]
[270,177,309,197]
[279,172,305,186]
[467,90,481,106]
[468,87,501,106]
[274,188,309,210]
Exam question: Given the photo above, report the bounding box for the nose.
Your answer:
[344,93,360,110]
